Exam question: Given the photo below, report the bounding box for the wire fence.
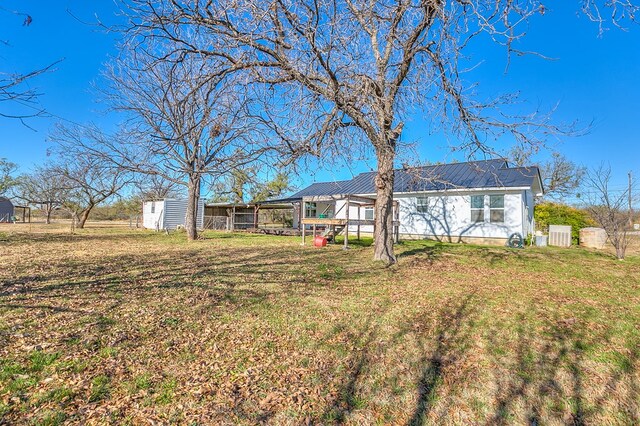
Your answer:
[204,216,230,230]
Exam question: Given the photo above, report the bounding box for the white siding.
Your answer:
[335,200,375,233]
[295,187,534,241]
[143,199,204,231]
[397,191,524,241]
[143,200,165,230]
[331,191,524,240]
[522,189,535,237]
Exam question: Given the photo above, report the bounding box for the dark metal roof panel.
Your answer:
[290,160,538,198]
[288,180,349,198]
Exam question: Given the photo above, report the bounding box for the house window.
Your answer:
[364,207,374,220]
[470,195,484,222]
[305,202,317,218]
[489,195,505,223]
[151,202,155,214]
[416,196,429,213]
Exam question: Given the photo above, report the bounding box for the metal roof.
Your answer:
[285,159,541,200]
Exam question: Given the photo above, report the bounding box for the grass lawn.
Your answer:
[0,223,639,425]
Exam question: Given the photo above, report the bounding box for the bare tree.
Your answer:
[135,174,180,200]
[210,167,293,204]
[49,125,131,228]
[583,165,636,260]
[0,62,60,123]
[121,0,637,264]
[12,166,68,224]
[0,8,61,124]
[511,149,585,201]
[0,158,17,195]
[249,172,293,203]
[100,49,267,240]
[542,153,586,200]
[210,168,253,204]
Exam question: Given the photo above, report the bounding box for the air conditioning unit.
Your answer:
[548,225,572,247]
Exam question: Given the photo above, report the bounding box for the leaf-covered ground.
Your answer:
[0,223,639,425]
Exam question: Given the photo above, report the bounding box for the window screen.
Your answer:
[489,195,504,223]
[470,195,484,222]
[364,207,374,220]
[416,197,429,213]
[305,202,317,218]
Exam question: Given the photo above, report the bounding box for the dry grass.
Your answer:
[0,222,639,425]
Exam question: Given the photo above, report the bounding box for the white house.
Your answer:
[269,159,543,245]
[142,198,205,231]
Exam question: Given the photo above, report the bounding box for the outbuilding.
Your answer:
[0,197,14,223]
[142,198,205,231]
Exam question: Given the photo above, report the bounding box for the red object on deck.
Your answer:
[313,236,328,247]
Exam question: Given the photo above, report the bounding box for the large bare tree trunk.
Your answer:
[373,144,396,264]
[77,206,94,229]
[185,175,201,241]
[45,205,52,224]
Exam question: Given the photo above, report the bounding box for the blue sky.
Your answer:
[0,2,638,193]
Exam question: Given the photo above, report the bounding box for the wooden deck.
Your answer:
[246,227,303,236]
[301,218,348,226]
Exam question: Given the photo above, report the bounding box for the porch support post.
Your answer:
[301,201,306,245]
[357,203,361,240]
[344,196,350,249]
[231,206,236,231]
[394,201,400,244]
[253,205,259,229]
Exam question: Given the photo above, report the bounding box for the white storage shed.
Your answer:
[143,198,205,231]
[0,197,14,223]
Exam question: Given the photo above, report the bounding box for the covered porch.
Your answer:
[299,194,400,249]
[204,202,294,231]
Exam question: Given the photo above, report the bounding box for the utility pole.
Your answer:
[629,171,633,228]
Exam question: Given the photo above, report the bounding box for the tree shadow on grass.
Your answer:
[315,292,480,425]
[397,242,448,264]
[404,292,479,425]
[475,246,526,265]
[0,238,384,351]
[0,243,368,299]
[486,314,639,425]
[319,305,390,423]
[0,231,157,246]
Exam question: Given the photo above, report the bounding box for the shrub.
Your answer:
[535,202,596,244]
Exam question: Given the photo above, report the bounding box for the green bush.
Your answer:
[535,202,596,244]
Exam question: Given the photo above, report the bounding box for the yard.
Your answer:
[0,223,639,425]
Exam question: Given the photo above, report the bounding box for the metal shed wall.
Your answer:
[163,199,205,230]
[0,197,14,223]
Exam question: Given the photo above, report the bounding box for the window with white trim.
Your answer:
[151,201,155,214]
[416,196,429,213]
[305,202,317,218]
[489,195,505,223]
[364,207,374,220]
[470,195,484,222]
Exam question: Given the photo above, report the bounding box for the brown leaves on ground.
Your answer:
[0,223,639,425]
